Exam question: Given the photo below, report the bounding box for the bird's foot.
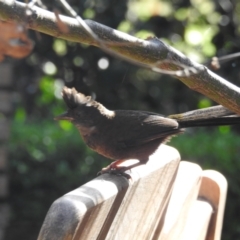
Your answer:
[97,163,131,179]
[99,160,126,174]
[97,169,131,179]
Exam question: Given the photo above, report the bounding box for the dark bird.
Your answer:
[55,87,240,173]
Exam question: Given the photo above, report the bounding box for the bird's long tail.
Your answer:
[168,105,240,128]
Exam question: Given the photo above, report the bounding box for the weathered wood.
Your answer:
[180,200,212,240]
[178,170,227,240]
[160,161,202,240]
[37,144,180,240]
[199,170,227,240]
[38,146,227,240]
[104,147,180,240]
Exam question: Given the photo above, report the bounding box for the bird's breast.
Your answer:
[78,126,96,146]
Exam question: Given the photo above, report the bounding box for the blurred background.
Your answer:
[1,0,240,239]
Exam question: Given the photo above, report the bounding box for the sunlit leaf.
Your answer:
[135,30,154,39]
[59,121,73,131]
[128,0,172,21]
[198,98,212,108]
[14,107,26,122]
[38,76,55,105]
[83,8,95,19]
[118,20,133,33]
[218,126,230,134]
[174,8,188,21]
[42,61,57,75]
[53,39,67,56]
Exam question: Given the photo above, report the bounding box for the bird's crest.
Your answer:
[61,87,92,109]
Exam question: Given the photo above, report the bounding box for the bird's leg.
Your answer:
[101,159,127,173]
[97,159,127,177]
[100,159,148,174]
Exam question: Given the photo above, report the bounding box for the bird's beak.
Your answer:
[54,112,73,121]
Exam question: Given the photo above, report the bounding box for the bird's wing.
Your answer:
[115,112,182,148]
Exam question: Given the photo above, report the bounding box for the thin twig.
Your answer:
[0,0,240,114]
[58,0,200,77]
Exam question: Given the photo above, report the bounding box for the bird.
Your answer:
[55,87,240,174]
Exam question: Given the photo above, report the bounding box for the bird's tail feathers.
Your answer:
[178,115,240,128]
[169,105,240,127]
[168,105,234,121]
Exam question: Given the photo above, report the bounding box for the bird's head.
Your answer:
[54,87,96,124]
[55,87,113,127]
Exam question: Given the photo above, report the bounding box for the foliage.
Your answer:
[5,0,240,239]
[172,128,240,239]
[7,120,240,239]
[8,118,107,239]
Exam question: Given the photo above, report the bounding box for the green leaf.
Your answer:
[53,39,67,56]
[38,76,55,105]
[14,107,26,122]
[198,98,212,108]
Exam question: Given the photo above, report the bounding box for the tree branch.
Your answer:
[0,0,240,114]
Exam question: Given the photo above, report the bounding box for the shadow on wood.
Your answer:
[37,144,227,240]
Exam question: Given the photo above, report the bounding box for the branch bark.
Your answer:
[0,0,240,114]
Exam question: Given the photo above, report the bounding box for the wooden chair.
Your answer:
[37,145,227,240]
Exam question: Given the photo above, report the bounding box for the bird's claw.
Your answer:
[97,166,131,179]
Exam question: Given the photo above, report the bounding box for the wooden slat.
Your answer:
[160,161,203,240]
[179,170,227,240]
[37,144,180,240]
[179,200,213,240]
[198,170,227,240]
[104,145,180,240]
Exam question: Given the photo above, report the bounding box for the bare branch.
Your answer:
[0,0,240,114]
